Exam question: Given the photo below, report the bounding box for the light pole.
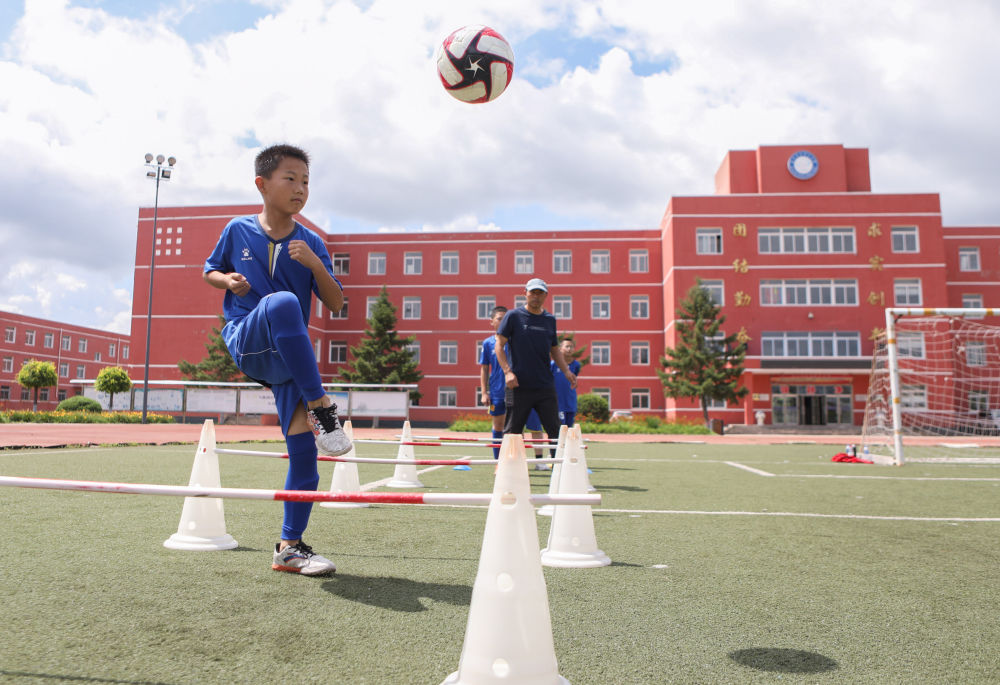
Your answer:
[141,153,176,423]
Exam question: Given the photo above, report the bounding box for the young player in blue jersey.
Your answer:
[479,306,548,462]
[203,144,349,576]
[495,278,577,457]
[552,339,582,427]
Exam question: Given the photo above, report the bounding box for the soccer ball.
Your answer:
[436,25,514,103]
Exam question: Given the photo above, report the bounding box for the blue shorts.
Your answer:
[525,409,542,432]
[487,398,506,417]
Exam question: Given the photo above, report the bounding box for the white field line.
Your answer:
[777,474,1000,482]
[360,466,444,490]
[724,461,775,477]
[598,508,1000,522]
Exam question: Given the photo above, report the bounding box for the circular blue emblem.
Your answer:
[787,150,819,180]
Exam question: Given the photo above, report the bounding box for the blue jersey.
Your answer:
[478,335,507,402]
[204,215,339,331]
[497,306,558,390]
[552,359,581,412]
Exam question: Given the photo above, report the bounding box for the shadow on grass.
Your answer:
[0,670,175,685]
[593,484,648,492]
[728,648,838,674]
[322,573,471,612]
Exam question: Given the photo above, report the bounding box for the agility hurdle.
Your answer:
[215,446,560,467]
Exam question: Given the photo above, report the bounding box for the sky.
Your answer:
[1,0,998,334]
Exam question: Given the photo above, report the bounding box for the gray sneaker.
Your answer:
[272,541,337,576]
[307,403,352,456]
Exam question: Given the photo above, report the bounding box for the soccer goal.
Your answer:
[861,307,1000,465]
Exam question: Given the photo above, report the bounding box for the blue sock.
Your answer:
[281,431,320,541]
[492,430,503,459]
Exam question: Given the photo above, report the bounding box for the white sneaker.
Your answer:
[272,541,337,576]
[307,403,352,456]
[534,461,552,471]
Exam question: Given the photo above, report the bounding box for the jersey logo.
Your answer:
[241,247,253,261]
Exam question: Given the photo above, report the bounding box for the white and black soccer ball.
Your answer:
[436,25,514,103]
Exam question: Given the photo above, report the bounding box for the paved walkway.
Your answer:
[0,421,861,449]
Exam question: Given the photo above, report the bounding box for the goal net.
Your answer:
[861,308,1000,465]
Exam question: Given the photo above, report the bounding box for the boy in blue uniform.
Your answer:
[553,339,582,427]
[495,278,577,458]
[479,306,546,461]
[204,144,349,576]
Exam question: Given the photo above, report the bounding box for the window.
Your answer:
[368,252,386,275]
[591,342,611,365]
[61,335,71,351]
[24,330,35,346]
[478,251,496,274]
[959,247,980,272]
[900,384,927,410]
[699,280,724,306]
[896,332,925,359]
[4,327,14,343]
[969,390,990,414]
[328,341,347,364]
[39,388,49,402]
[0,386,7,400]
[439,341,458,365]
[552,295,572,319]
[76,365,86,379]
[94,352,102,362]
[553,250,572,274]
[332,253,350,275]
[758,227,855,254]
[109,343,116,357]
[2,357,12,373]
[514,250,534,274]
[963,294,984,309]
[44,333,54,348]
[330,298,349,319]
[591,295,610,319]
[514,295,526,309]
[405,341,420,363]
[440,296,458,320]
[891,226,919,253]
[761,331,861,357]
[477,296,496,319]
[441,251,459,274]
[404,252,422,275]
[78,339,87,353]
[59,362,69,377]
[631,388,651,410]
[590,250,610,273]
[20,388,29,401]
[966,342,987,367]
[402,297,421,320]
[438,386,457,407]
[630,295,649,319]
[629,249,649,273]
[122,345,129,360]
[591,387,610,405]
[696,228,723,254]
[894,278,922,306]
[57,389,67,402]
[366,297,378,319]
[759,279,858,306]
[630,342,650,365]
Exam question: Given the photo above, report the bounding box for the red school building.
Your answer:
[123,143,1000,427]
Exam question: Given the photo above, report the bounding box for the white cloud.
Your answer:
[1,0,999,333]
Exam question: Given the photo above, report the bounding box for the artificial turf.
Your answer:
[0,440,997,683]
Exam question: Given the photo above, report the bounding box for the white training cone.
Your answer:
[537,424,568,517]
[164,420,239,551]
[321,421,369,509]
[387,420,425,488]
[540,426,609,568]
[442,434,570,685]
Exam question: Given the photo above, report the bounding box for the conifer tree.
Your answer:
[658,283,748,427]
[178,315,251,383]
[339,286,423,402]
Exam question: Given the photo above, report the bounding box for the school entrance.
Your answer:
[770,382,853,426]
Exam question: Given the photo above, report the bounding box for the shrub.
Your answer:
[57,396,103,413]
[577,393,610,423]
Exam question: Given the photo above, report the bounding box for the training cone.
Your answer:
[540,426,609,568]
[442,434,570,685]
[537,425,569,517]
[321,421,369,509]
[163,420,239,551]
[387,420,425,488]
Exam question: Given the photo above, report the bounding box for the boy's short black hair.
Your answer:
[491,305,508,317]
[255,144,310,178]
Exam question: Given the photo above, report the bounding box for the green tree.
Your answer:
[339,286,423,402]
[178,315,252,383]
[95,366,132,410]
[16,359,58,411]
[657,283,748,427]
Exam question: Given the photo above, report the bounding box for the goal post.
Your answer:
[862,307,1000,465]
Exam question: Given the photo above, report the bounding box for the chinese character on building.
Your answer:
[869,255,884,271]
[734,291,752,307]
[868,222,882,237]
[733,258,749,273]
[733,223,747,237]
[867,291,885,306]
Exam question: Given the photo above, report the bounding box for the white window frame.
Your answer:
[438,386,457,407]
[332,253,350,276]
[328,341,347,364]
[965,341,987,367]
[514,250,534,274]
[959,247,980,272]
[699,279,724,306]
[478,251,496,274]
[631,388,651,410]
[630,295,649,319]
[553,250,572,274]
[552,295,572,320]
[590,249,610,274]
[440,251,459,275]
[368,252,386,275]
[629,249,649,273]
[630,342,650,365]
[591,342,611,365]
[893,278,922,306]
[439,341,458,365]
[402,297,422,320]
[891,226,919,253]
[477,296,496,320]
[404,252,422,275]
[439,296,458,320]
[696,227,723,255]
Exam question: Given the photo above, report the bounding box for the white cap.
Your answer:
[525,278,548,292]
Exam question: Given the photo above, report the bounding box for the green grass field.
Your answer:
[1,439,998,684]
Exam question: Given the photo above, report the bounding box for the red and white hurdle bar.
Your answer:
[214,447,561,466]
[388,435,586,448]
[0,475,600,506]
